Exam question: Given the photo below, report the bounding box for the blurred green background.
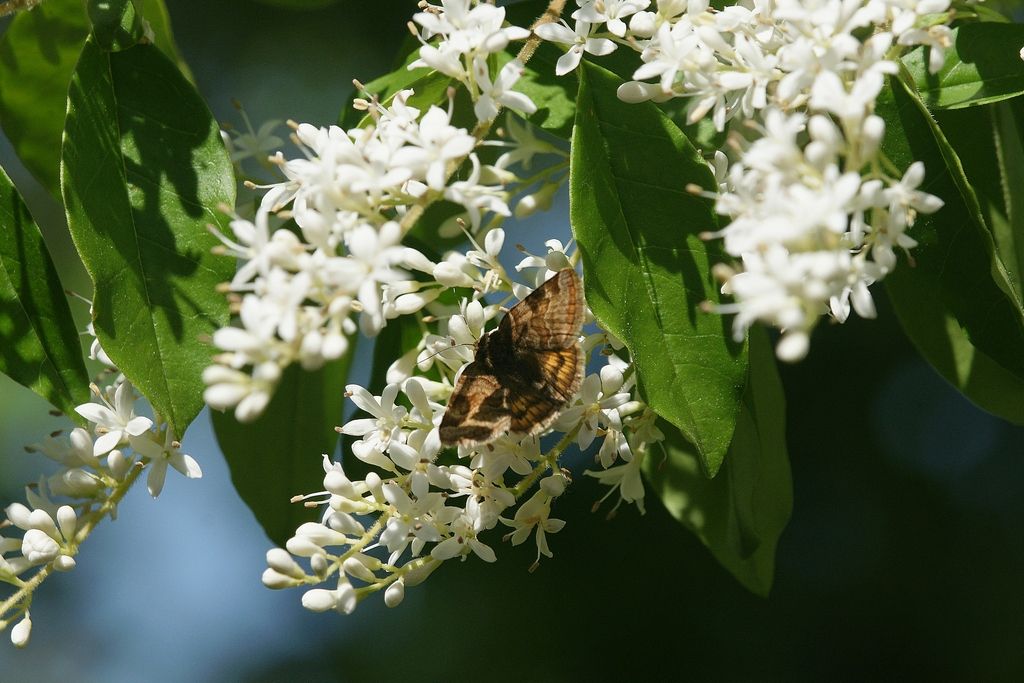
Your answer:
[1,1,1023,680]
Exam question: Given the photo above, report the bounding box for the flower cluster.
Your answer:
[208,0,957,616]
[535,0,950,359]
[203,85,564,421]
[709,113,942,359]
[1,321,201,647]
[261,239,662,613]
[200,1,663,612]
[410,0,538,122]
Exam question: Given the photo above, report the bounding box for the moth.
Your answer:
[439,268,585,447]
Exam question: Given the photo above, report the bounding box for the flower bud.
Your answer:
[261,568,297,589]
[56,506,78,541]
[28,509,60,540]
[310,553,329,577]
[55,468,103,497]
[384,579,405,608]
[285,536,323,557]
[432,262,475,287]
[108,449,133,480]
[266,548,305,579]
[342,557,376,583]
[617,81,659,103]
[22,529,60,565]
[10,614,31,648]
[515,182,559,218]
[540,474,568,497]
[393,290,440,315]
[326,511,364,536]
[335,582,358,614]
[296,522,348,546]
[301,588,339,612]
[53,555,77,572]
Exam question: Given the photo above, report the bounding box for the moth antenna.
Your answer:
[417,341,475,364]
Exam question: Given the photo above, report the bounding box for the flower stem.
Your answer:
[0,461,145,626]
[512,422,581,498]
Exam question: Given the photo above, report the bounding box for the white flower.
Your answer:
[631,20,701,96]
[393,105,476,190]
[472,58,537,123]
[534,19,616,76]
[224,117,283,164]
[380,481,447,557]
[809,70,884,125]
[412,0,529,60]
[345,222,412,335]
[587,451,646,514]
[829,254,882,323]
[203,361,281,422]
[130,430,202,498]
[515,239,573,287]
[501,491,565,567]
[27,427,98,469]
[443,154,511,228]
[463,226,507,286]
[431,510,497,562]
[716,247,835,349]
[340,384,409,470]
[556,366,632,450]
[573,0,650,38]
[470,434,539,481]
[75,381,153,456]
[897,24,951,74]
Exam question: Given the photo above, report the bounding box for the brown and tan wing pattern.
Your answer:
[503,269,584,350]
[440,268,586,447]
[439,368,511,447]
[505,346,585,435]
[533,346,585,404]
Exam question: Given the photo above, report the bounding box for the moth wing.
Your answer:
[506,347,585,435]
[502,269,584,350]
[439,365,511,447]
[534,346,585,403]
[505,377,565,437]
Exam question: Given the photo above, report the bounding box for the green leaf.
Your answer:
[885,265,1024,425]
[61,37,234,437]
[879,97,1024,424]
[212,352,353,547]
[935,100,1024,302]
[878,75,1024,386]
[642,327,792,597]
[905,23,1024,110]
[134,0,195,81]
[0,0,191,196]
[87,0,146,52]
[0,0,90,195]
[0,165,91,420]
[570,61,747,476]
